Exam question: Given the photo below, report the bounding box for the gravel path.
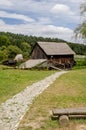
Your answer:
[0,71,67,130]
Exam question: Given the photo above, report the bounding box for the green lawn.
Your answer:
[0,68,56,104]
[17,69,86,130]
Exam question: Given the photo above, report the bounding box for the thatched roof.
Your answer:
[37,42,75,55]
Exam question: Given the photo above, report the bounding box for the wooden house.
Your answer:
[30,42,75,69]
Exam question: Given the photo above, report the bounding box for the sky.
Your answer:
[0,0,84,43]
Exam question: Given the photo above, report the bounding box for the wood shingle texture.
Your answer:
[37,42,75,55]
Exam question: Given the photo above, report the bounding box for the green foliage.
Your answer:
[0,32,86,62]
[76,58,86,66]
[68,42,86,55]
[74,55,86,69]
[6,45,22,59]
[0,35,10,47]
[0,46,6,51]
[20,42,31,58]
[0,50,8,61]
[21,42,31,52]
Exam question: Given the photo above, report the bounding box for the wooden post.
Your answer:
[59,115,69,126]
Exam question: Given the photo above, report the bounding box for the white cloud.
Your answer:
[50,3,80,25]
[0,0,81,25]
[0,0,50,14]
[51,4,74,15]
[0,20,74,42]
[0,0,13,6]
[37,17,52,25]
[68,0,82,4]
[40,25,74,41]
[0,11,35,23]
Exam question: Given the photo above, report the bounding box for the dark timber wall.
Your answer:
[30,44,47,59]
[47,55,74,64]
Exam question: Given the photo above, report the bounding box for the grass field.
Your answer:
[17,69,86,130]
[0,67,56,104]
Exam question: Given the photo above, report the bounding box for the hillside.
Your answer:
[0,32,86,62]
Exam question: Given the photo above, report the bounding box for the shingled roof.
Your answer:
[37,42,75,55]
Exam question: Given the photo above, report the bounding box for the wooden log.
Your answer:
[52,108,86,116]
[49,65,62,70]
[69,115,86,119]
[52,114,86,119]
[59,115,69,126]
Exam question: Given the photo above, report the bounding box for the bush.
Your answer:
[0,35,10,47]
[0,50,8,61]
[74,55,86,69]
[6,45,22,59]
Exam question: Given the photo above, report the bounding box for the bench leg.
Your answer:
[59,115,69,126]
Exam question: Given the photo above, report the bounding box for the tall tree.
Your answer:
[75,0,86,40]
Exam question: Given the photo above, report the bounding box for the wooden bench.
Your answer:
[52,108,86,125]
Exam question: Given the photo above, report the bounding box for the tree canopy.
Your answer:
[75,0,86,39]
[0,32,86,62]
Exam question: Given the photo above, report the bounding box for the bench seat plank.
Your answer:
[52,108,86,116]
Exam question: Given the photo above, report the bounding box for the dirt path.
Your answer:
[0,71,67,130]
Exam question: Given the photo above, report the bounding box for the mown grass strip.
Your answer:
[17,69,86,130]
